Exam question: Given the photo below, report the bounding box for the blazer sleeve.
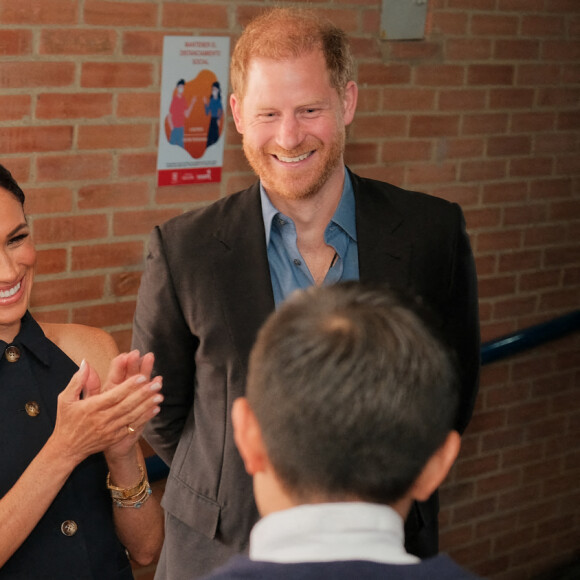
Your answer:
[132,226,198,466]
[446,204,480,434]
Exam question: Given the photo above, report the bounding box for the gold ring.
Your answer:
[127,425,136,434]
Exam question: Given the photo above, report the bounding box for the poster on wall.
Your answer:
[157,36,230,187]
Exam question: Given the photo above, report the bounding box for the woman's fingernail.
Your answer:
[150,381,161,391]
[79,359,86,371]
[153,406,161,415]
[135,375,147,384]
[153,394,163,404]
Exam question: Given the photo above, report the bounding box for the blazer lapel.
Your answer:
[210,183,275,366]
[351,171,412,290]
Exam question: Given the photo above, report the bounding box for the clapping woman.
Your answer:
[0,164,164,578]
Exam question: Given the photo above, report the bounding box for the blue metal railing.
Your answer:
[146,309,580,482]
[480,309,580,365]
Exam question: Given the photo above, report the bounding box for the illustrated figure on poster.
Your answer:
[167,79,196,149]
[203,81,223,148]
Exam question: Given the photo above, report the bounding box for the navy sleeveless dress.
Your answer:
[0,312,133,579]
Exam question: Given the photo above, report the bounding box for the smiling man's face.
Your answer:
[230,49,357,202]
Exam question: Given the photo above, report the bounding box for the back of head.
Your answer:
[230,7,354,99]
[246,282,459,505]
[0,164,25,206]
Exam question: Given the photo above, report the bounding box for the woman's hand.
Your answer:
[101,351,162,461]
[0,353,164,567]
[50,357,163,466]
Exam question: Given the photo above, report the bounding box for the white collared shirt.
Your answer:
[249,502,420,565]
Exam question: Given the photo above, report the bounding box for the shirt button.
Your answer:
[293,259,301,266]
[4,346,20,363]
[61,520,78,536]
[25,401,40,417]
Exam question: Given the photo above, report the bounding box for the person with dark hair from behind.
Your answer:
[202,283,481,580]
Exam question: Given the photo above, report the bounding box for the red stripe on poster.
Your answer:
[158,167,221,186]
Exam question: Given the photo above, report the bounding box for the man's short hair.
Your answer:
[246,282,459,505]
[230,7,355,100]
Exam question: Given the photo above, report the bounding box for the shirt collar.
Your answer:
[260,183,279,246]
[330,169,357,242]
[260,167,357,245]
[250,502,418,565]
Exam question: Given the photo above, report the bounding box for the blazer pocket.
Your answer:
[161,473,221,540]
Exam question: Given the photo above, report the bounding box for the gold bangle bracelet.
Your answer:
[106,465,147,500]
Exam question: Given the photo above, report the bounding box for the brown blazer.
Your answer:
[132,170,480,579]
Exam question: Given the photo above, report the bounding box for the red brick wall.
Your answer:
[1,1,578,578]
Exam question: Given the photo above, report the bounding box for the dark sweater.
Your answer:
[202,554,482,579]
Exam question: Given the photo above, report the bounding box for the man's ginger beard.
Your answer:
[242,130,346,201]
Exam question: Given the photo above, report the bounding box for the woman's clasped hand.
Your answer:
[51,350,163,465]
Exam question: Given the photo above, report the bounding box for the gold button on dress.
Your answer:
[25,401,40,417]
[4,345,20,363]
[60,520,78,537]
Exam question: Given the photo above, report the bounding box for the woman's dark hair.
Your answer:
[0,164,25,206]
